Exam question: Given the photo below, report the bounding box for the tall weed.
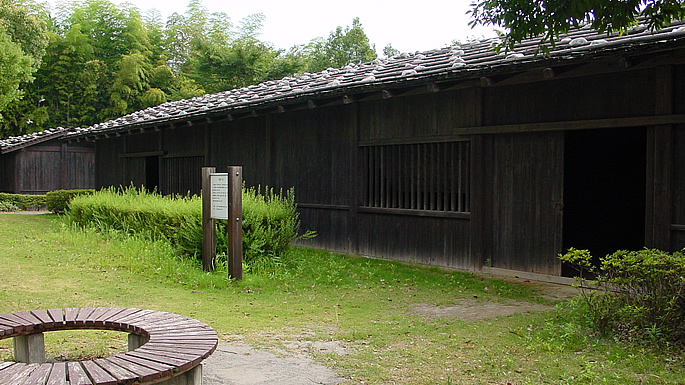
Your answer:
[66,185,312,272]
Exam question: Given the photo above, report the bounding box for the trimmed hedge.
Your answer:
[46,189,95,213]
[0,193,46,211]
[66,186,313,269]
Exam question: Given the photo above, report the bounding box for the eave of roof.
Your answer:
[67,20,685,140]
[0,127,74,154]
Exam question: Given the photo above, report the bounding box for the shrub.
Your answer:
[0,193,46,210]
[559,247,685,344]
[67,185,313,273]
[46,189,95,213]
[0,201,20,212]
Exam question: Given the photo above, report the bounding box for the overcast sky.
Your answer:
[100,0,500,54]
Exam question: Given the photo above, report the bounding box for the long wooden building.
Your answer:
[1,128,95,194]
[68,21,685,276]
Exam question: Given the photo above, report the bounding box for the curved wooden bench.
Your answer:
[0,308,218,384]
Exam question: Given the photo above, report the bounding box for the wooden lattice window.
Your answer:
[362,141,470,213]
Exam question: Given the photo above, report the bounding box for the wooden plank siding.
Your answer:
[90,62,685,275]
[487,132,564,275]
[671,124,685,251]
[1,140,94,194]
[668,65,685,251]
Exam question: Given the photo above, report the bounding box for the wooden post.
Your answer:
[228,166,243,280]
[201,167,216,271]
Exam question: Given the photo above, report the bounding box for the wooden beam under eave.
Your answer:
[427,83,440,93]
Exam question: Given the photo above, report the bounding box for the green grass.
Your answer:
[0,214,682,384]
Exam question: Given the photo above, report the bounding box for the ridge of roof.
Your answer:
[0,127,74,154]
[69,20,685,138]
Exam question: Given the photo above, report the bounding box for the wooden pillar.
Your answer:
[228,166,243,280]
[645,65,674,250]
[202,167,216,271]
[348,103,359,254]
[60,142,68,190]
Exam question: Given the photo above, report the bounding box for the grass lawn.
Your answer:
[0,214,682,384]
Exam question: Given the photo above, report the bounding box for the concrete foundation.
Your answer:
[13,333,45,364]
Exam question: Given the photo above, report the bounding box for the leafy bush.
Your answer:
[46,189,95,213]
[560,248,685,344]
[0,193,46,210]
[66,186,313,273]
[0,200,20,212]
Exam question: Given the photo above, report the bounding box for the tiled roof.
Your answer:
[70,20,685,138]
[0,127,73,154]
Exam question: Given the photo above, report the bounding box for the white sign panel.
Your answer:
[210,173,229,220]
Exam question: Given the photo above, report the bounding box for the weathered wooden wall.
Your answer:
[2,140,94,194]
[92,60,685,275]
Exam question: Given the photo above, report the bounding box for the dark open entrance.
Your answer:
[562,127,646,276]
[145,156,159,192]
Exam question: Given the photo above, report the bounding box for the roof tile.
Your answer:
[67,19,685,138]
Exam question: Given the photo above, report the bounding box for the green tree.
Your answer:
[383,43,400,58]
[62,0,150,66]
[106,52,152,116]
[469,0,685,52]
[0,0,48,133]
[0,26,33,118]
[305,18,377,72]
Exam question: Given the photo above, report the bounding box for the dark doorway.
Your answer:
[145,156,160,192]
[562,127,646,276]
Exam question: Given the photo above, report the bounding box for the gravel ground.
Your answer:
[202,341,344,385]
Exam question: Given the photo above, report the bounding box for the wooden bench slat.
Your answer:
[67,362,93,385]
[141,344,215,359]
[104,308,142,327]
[23,363,53,385]
[105,356,163,383]
[0,363,21,383]
[135,346,199,359]
[148,329,216,337]
[0,325,13,337]
[92,359,138,384]
[86,308,113,325]
[0,363,37,384]
[81,361,117,385]
[113,309,157,326]
[92,308,127,328]
[118,354,175,375]
[0,314,32,330]
[14,312,43,327]
[64,308,80,325]
[29,310,54,328]
[136,346,203,359]
[45,362,67,385]
[75,308,97,326]
[126,350,192,371]
[47,309,64,324]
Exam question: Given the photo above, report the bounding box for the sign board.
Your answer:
[210,173,228,220]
